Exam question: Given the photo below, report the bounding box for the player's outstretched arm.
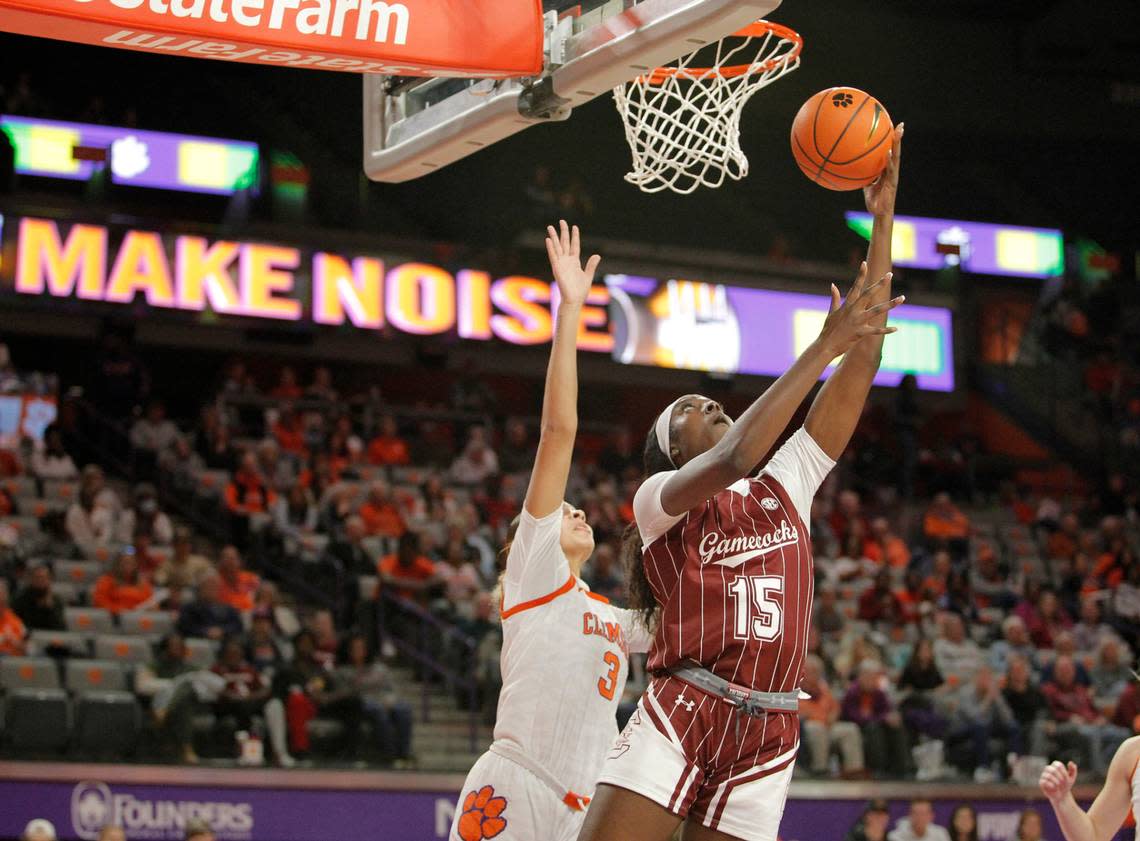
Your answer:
[659,260,902,516]
[521,221,601,520]
[1041,737,1137,841]
[805,124,904,461]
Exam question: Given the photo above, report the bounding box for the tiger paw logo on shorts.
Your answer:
[458,785,508,840]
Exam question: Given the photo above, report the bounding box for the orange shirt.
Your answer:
[218,570,260,612]
[273,421,307,456]
[379,554,437,600]
[923,509,969,541]
[359,501,406,538]
[799,682,839,725]
[226,475,277,514]
[0,607,27,655]
[367,436,411,466]
[92,575,154,614]
[882,536,911,568]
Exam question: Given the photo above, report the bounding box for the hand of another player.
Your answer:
[1039,759,1078,804]
[863,123,904,217]
[817,261,904,358]
[546,220,601,308]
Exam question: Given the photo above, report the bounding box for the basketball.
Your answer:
[790,87,894,191]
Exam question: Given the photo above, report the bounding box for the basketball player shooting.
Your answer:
[449,222,652,841]
[578,124,904,841]
[1039,736,1140,841]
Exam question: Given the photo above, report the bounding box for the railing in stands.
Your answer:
[377,591,481,754]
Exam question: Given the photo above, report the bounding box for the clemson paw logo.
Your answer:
[831,91,854,108]
[458,785,508,840]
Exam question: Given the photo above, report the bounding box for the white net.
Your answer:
[613,21,803,195]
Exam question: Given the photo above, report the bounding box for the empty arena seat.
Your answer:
[27,630,91,658]
[74,691,141,755]
[55,561,103,588]
[184,638,218,669]
[64,659,129,694]
[358,575,379,601]
[0,657,60,691]
[65,607,114,634]
[4,688,70,751]
[119,610,173,638]
[94,635,152,664]
[51,581,80,605]
[42,480,78,503]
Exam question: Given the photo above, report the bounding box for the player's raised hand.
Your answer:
[817,261,904,358]
[1039,760,1078,804]
[863,122,904,217]
[546,220,601,307]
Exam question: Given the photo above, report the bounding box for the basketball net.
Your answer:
[613,21,803,195]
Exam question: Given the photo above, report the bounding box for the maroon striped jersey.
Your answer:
[632,428,835,693]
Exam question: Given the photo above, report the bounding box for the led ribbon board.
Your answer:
[0,116,259,195]
[845,212,1063,278]
[0,0,544,76]
[606,274,954,392]
[2,214,953,391]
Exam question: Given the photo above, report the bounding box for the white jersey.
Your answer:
[494,506,652,800]
[1131,747,1139,841]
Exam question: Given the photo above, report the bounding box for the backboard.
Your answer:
[363,0,783,183]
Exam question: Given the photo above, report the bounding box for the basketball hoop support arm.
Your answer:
[363,0,781,182]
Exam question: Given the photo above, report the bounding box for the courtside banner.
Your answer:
[0,0,545,77]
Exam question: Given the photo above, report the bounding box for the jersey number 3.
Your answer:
[728,575,784,642]
[598,651,621,700]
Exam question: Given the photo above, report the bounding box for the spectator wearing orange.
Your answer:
[226,452,277,515]
[359,480,406,539]
[1046,513,1080,562]
[922,492,970,556]
[93,551,154,614]
[217,545,260,612]
[800,653,864,776]
[270,366,303,401]
[0,580,27,655]
[271,407,307,457]
[866,516,910,568]
[379,532,439,602]
[366,414,411,466]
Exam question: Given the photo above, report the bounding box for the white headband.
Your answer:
[654,398,684,468]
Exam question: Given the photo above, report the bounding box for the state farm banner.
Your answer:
[0,0,544,76]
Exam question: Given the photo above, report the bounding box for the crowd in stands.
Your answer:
[1,333,1139,783]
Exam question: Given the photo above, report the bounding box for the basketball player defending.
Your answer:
[1039,736,1140,841]
[450,221,651,841]
[578,124,905,841]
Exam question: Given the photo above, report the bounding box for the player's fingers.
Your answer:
[829,283,841,314]
[571,224,581,257]
[560,219,571,253]
[849,261,869,298]
[859,272,893,301]
[1067,761,1079,780]
[545,237,559,268]
[584,254,602,279]
[859,325,898,337]
[865,295,906,316]
[547,226,561,256]
[893,123,904,169]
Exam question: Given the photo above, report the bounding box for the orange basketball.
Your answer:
[790,87,893,191]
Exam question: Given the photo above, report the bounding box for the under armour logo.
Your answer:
[674,693,695,712]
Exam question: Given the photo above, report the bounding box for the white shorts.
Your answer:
[595,697,796,841]
[450,751,585,841]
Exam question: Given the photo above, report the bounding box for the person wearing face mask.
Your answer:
[117,483,173,546]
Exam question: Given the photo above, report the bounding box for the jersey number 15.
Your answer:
[728,575,784,642]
